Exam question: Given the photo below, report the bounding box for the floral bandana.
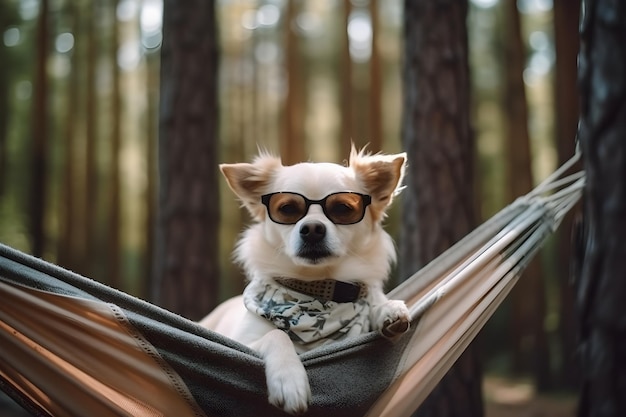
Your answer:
[243,280,371,349]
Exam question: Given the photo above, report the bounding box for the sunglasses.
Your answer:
[261,192,372,225]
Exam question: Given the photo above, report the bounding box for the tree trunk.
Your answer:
[369,0,382,153]
[0,4,16,198]
[108,0,122,288]
[553,0,580,390]
[501,0,551,390]
[576,1,626,416]
[282,0,305,165]
[340,0,353,158]
[154,0,220,320]
[30,0,49,258]
[400,1,483,416]
[58,2,79,270]
[143,49,159,300]
[84,0,99,278]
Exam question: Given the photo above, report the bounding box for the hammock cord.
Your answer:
[407,151,584,322]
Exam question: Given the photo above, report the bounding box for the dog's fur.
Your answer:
[200,148,410,414]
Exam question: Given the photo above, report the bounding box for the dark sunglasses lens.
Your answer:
[268,193,306,224]
[325,193,366,224]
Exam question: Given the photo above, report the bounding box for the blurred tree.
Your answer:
[500,0,551,390]
[143,48,159,298]
[0,3,19,198]
[58,2,80,271]
[153,0,220,320]
[553,0,580,390]
[369,0,382,153]
[282,0,305,165]
[108,0,122,288]
[340,0,353,158]
[400,1,482,416]
[576,0,626,416]
[84,0,99,278]
[30,0,50,258]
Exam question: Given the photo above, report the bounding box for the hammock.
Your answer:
[0,156,583,417]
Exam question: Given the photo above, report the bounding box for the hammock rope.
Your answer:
[372,151,583,417]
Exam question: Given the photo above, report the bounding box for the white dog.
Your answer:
[200,148,410,414]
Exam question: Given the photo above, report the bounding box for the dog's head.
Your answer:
[221,147,406,284]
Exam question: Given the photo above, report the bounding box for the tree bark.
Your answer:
[501,0,551,390]
[108,0,122,288]
[553,0,580,390]
[576,1,626,416]
[30,0,49,258]
[84,0,99,278]
[58,2,79,271]
[340,0,353,158]
[143,49,159,300]
[282,0,305,165]
[400,0,482,416]
[154,0,220,320]
[0,4,17,198]
[369,0,382,153]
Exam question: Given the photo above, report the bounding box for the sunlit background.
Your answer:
[0,0,559,277]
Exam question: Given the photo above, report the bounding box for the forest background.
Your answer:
[0,0,580,415]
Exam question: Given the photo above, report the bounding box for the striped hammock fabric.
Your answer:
[0,155,583,417]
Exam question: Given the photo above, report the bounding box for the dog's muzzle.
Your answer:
[296,220,333,262]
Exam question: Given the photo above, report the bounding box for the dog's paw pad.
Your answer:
[381,316,410,338]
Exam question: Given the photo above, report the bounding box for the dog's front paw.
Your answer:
[253,329,312,414]
[266,357,311,415]
[373,299,410,338]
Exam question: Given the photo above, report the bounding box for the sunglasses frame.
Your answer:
[260,191,372,225]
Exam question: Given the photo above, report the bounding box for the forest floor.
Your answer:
[484,376,576,417]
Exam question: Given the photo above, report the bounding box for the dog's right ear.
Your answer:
[220,154,282,219]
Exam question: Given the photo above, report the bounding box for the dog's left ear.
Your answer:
[349,147,406,219]
[220,154,282,220]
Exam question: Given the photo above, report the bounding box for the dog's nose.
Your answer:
[299,221,326,244]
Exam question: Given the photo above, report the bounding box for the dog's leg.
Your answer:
[369,290,411,338]
[250,329,311,415]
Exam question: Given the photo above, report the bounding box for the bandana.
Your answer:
[243,280,371,349]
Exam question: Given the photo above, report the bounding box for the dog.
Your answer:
[200,147,410,414]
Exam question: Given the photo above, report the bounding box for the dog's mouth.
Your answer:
[296,246,335,265]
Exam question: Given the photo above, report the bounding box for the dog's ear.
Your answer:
[349,147,406,220]
[220,154,282,219]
